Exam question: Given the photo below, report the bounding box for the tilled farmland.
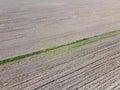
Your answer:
[1,0,120,59]
[0,35,120,90]
[1,0,120,90]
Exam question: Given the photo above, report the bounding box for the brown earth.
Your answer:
[0,35,120,90]
[1,0,120,59]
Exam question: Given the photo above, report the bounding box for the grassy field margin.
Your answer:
[0,30,120,64]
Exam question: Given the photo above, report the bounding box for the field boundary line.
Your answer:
[0,30,120,64]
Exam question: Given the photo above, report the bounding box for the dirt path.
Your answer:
[0,36,120,90]
[1,0,120,59]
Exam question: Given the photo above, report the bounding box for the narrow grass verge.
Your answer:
[0,30,120,64]
[71,31,120,48]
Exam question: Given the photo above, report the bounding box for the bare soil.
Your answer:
[1,0,120,59]
[0,36,120,90]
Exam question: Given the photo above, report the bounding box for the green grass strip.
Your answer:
[0,30,120,64]
[71,31,120,48]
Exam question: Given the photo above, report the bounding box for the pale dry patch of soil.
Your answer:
[1,0,120,59]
